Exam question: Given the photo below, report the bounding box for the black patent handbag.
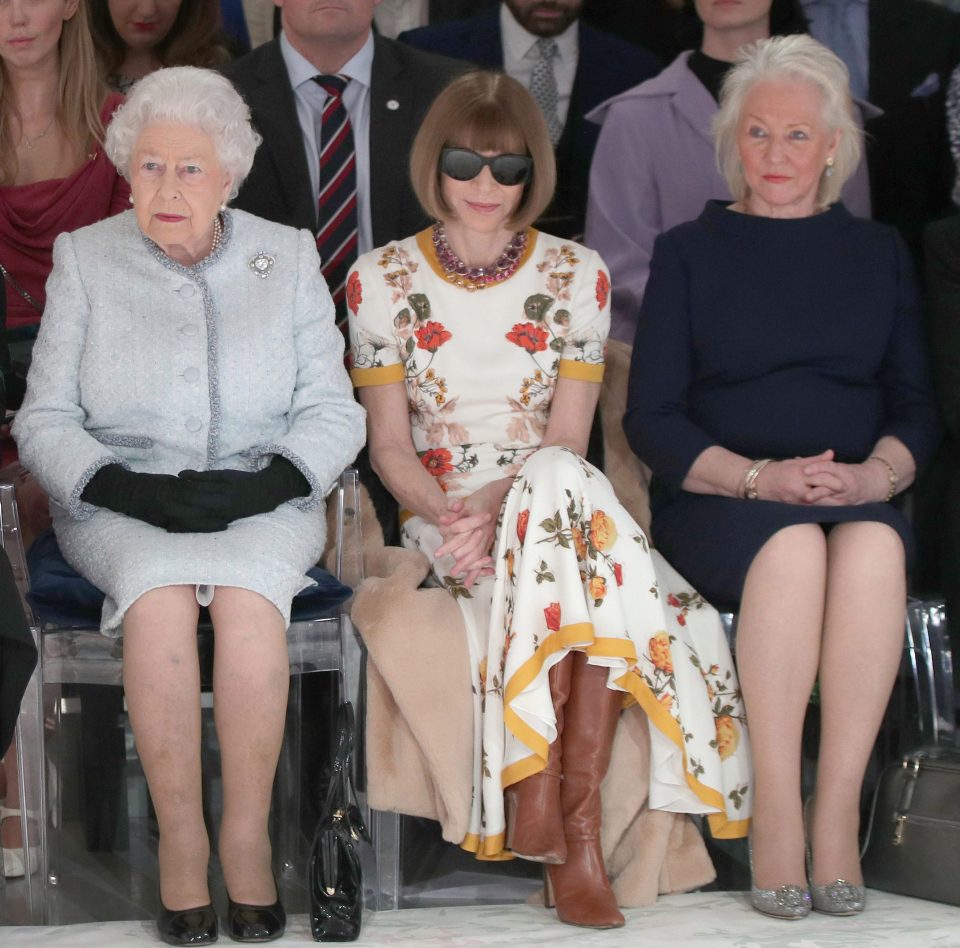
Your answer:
[308,701,369,941]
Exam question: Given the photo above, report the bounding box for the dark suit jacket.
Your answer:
[915,216,960,655]
[400,10,661,238]
[223,35,466,247]
[867,0,960,255]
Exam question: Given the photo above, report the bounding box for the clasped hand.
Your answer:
[84,458,308,533]
[754,449,888,505]
[434,480,512,588]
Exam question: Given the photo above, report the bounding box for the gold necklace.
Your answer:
[22,118,55,150]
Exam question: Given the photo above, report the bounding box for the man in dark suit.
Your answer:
[801,0,960,255]
[225,0,466,254]
[400,0,661,239]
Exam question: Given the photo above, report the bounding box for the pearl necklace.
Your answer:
[210,214,224,256]
[431,224,526,292]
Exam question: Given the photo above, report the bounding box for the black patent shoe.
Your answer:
[225,893,286,943]
[156,900,218,946]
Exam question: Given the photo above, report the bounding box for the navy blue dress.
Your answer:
[624,201,942,608]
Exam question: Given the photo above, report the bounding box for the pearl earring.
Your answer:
[128,193,134,205]
[824,157,835,178]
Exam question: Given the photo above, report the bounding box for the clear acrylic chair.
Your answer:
[1,470,383,924]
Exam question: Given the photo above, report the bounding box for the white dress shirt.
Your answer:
[500,3,578,135]
[280,31,375,254]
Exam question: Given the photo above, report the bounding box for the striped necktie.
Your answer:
[314,74,358,327]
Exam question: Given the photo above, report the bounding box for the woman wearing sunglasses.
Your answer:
[346,71,750,930]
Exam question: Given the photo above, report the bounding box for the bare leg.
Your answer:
[812,521,905,885]
[123,586,208,910]
[736,524,827,888]
[209,587,288,905]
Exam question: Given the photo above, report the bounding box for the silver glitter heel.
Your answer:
[748,840,811,919]
[803,798,866,916]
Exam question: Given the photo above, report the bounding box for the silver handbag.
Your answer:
[861,748,960,906]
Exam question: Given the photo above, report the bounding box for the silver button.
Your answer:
[183,367,200,382]
[181,324,199,336]
[178,284,196,299]
[185,417,203,432]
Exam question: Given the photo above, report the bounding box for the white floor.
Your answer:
[3,890,960,947]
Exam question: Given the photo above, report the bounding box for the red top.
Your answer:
[0,93,130,331]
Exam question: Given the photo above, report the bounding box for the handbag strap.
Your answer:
[0,260,43,317]
[323,701,356,811]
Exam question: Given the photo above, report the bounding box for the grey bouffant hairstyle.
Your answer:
[105,66,261,200]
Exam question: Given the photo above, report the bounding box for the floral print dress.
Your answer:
[347,229,752,857]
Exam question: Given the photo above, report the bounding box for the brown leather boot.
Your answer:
[546,652,624,929]
[504,655,573,863]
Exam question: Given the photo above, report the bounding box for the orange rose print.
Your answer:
[544,601,561,632]
[590,510,618,552]
[415,320,452,351]
[346,270,362,315]
[715,716,739,761]
[595,270,610,310]
[505,548,515,580]
[516,509,530,544]
[420,448,453,477]
[506,322,550,353]
[649,632,674,675]
[658,692,673,711]
[588,575,607,602]
[613,562,623,587]
[572,526,587,561]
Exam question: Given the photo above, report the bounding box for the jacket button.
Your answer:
[185,417,203,432]
[183,367,200,382]
[178,284,196,299]
[181,324,199,336]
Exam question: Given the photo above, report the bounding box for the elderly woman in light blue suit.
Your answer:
[13,67,365,946]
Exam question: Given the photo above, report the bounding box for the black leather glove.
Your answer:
[177,456,311,524]
[82,464,231,533]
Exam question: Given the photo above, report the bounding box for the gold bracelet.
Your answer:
[869,455,898,502]
[742,458,772,500]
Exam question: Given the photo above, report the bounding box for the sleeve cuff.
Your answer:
[351,363,405,387]
[558,359,605,383]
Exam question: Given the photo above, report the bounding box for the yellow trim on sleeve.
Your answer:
[350,363,404,387]
[558,359,605,383]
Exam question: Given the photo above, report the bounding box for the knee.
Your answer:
[757,523,828,565]
[827,521,906,574]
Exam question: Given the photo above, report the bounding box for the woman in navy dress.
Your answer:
[625,36,940,919]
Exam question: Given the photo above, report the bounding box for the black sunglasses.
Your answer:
[440,147,533,187]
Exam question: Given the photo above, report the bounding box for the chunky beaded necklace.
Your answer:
[431,223,526,291]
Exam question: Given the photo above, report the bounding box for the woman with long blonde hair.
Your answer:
[0,0,128,879]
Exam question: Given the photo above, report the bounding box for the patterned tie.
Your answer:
[314,74,358,328]
[529,38,562,146]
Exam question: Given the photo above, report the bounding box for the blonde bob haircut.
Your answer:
[410,71,556,230]
[713,34,863,207]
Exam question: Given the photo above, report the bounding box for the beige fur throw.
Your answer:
[351,544,717,906]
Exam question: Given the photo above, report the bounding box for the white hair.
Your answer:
[105,66,261,200]
[713,35,863,207]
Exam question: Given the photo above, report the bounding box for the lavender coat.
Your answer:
[585,53,875,344]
